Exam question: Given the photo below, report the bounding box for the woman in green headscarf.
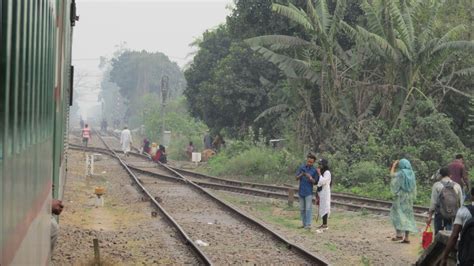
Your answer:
[389,158,418,243]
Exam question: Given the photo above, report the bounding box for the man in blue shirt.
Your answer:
[296,154,318,229]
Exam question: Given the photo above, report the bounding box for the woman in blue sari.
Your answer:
[390,158,418,243]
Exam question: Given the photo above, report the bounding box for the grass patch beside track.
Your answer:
[211,190,425,266]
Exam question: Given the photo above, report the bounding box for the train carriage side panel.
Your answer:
[53,0,73,200]
[1,0,73,264]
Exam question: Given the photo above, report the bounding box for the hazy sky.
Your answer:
[73,0,233,118]
[73,0,233,67]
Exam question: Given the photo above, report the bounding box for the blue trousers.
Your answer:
[434,213,452,235]
[299,195,313,227]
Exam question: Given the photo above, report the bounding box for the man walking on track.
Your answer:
[295,154,318,230]
[81,124,91,147]
[120,126,133,157]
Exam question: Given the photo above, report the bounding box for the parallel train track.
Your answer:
[79,133,329,265]
[70,141,429,221]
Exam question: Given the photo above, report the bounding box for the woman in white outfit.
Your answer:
[316,158,331,229]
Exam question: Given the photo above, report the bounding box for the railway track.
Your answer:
[70,141,429,221]
[86,133,328,265]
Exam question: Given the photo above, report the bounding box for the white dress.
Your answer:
[317,170,331,217]
[120,129,133,153]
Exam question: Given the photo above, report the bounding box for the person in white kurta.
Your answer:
[316,158,331,229]
[120,127,133,156]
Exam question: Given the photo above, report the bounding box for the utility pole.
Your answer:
[161,75,169,143]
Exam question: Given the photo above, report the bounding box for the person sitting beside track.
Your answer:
[150,143,158,157]
[426,167,463,235]
[51,199,64,252]
[142,138,151,155]
[153,144,167,164]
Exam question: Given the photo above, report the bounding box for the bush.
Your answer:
[333,179,432,206]
[206,142,303,184]
[345,161,387,186]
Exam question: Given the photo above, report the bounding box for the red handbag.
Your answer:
[422,224,433,249]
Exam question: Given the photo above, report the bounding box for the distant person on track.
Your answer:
[186,141,194,161]
[153,144,167,163]
[101,119,108,133]
[142,138,151,155]
[79,117,84,129]
[448,154,470,201]
[81,124,91,147]
[51,199,64,252]
[427,166,463,234]
[150,142,158,157]
[440,188,474,266]
[316,158,331,230]
[295,154,318,230]
[120,126,133,157]
[203,130,213,150]
[389,158,418,243]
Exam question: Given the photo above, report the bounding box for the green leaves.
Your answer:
[272,3,314,32]
[245,35,319,52]
[250,46,319,82]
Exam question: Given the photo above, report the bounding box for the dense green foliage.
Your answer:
[186,0,473,203]
[97,0,473,204]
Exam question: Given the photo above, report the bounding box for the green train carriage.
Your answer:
[1,0,77,264]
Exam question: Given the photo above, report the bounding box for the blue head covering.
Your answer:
[397,158,416,193]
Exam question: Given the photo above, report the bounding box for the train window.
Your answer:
[0,0,5,160]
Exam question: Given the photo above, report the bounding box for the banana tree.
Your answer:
[246,0,353,146]
[341,0,474,128]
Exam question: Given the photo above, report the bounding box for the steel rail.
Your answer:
[125,164,428,221]
[91,133,213,265]
[89,137,329,265]
[70,143,429,221]
[169,167,430,214]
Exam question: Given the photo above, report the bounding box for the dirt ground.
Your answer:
[66,135,425,265]
[52,149,199,265]
[211,190,425,266]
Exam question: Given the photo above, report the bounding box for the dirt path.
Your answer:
[52,149,199,265]
[212,191,424,266]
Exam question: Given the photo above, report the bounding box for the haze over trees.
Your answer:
[100,49,186,126]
